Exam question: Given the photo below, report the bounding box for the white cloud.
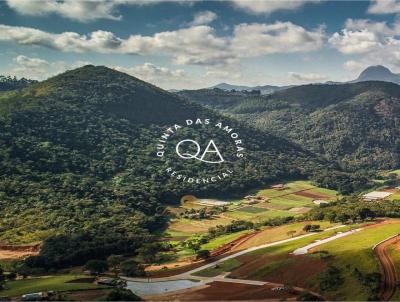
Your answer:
[231,22,325,56]
[231,0,319,14]
[343,60,368,74]
[330,18,400,72]
[368,0,400,14]
[114,62,185,82]
[190,10,217,26]
[9,55,90,80]
[5,0,125,22]
[288,71,327,83]
[0,21,325,67]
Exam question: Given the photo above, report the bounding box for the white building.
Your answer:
[362,191,392,201]
[313,200,329,205]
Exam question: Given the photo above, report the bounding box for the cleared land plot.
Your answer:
[310,220,400,301]
[148,281,295,301]
[233,221,338,250]
[193,258,242,277]
[1,275,106,297]
[236,206,268,214]
[195,225,360,288]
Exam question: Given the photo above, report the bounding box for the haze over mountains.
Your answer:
[206,65,400,93]
[181,79,400,172]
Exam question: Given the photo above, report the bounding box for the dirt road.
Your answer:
[374,234,400,301]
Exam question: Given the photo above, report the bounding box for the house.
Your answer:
[313,200,329,205]
[362,191,392,201]
[271,184,285,190]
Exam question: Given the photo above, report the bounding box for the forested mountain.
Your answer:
[0,65,327,267]
[182,81,400,171]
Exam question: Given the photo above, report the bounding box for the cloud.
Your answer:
[190,11,217,26]
[330,18,400,71]
[368,0,400,14]
[231,0,319,14]
[231,22,325,56]
[0,22,325,67]
[5,0,125,22]
[114,63,185,82]
[9,55,90,80]
[343,60,368,73]
[288,71,327,82]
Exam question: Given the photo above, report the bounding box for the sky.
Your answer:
[0,0,400,89]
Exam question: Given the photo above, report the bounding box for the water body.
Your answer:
[126,279,205,296]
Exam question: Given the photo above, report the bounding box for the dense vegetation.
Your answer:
[180,82,400,171]
[306,196,400,223]
[0,76,37,92]
[0,66,327,268]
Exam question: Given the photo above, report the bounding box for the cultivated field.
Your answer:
[165,180,338,239]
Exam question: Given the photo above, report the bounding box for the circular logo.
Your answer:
[156,118,245,184]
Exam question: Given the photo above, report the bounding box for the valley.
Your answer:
[1,66,400,301]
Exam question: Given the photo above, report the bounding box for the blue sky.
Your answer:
[0,0,399,89]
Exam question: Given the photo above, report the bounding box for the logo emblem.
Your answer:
[155,118,245,184]
[175,139,224,164]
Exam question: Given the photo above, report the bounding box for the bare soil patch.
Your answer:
[147,281,296,301]
[0,243,40,260]
[230,253,326,288]
[294,190,330,199]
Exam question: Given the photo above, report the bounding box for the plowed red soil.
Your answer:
[294,190,331,199]
[230,254,326,288]
[147,281,297,301]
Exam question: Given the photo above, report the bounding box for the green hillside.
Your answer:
[0,66,326,268]
[181,81,400,171]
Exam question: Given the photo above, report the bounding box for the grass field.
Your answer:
[311,221,400,300]
[193,258,242,277]
[201,230,251,250]
[1,274,106,297]
[165,180,339,239]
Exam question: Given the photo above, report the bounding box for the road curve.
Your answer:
[374,234,400,301]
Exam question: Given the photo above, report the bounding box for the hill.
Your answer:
[0,65,326,268]
[183,81,400,171]
[353,65,400,84]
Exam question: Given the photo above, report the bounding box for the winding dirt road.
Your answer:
[374,234,400,301]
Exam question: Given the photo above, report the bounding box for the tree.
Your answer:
[107,255,124,276]
[84,260,108,274]
[196,249,210,259]
[120,260,144,277]
[106,289,141,301]
[136,243,163,264]
[0,266,5,290]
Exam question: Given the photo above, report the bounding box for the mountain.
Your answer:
[0,65,326,267]
[190,81,400,171]
[210,83,291,94]
[352,65,400,84]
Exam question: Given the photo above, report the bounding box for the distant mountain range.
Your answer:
[203,65,400,93]
[209,83,292,94]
